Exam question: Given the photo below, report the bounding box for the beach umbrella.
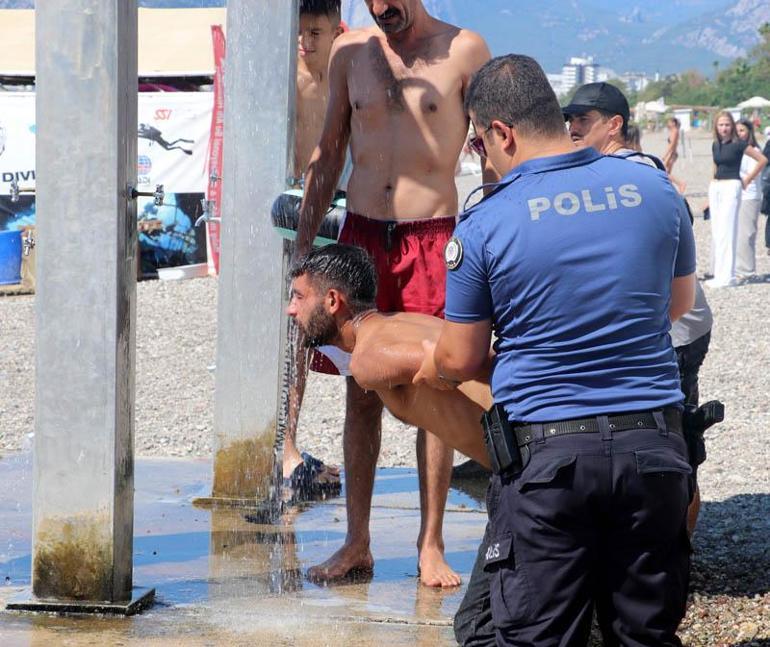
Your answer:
[737,96,770,109]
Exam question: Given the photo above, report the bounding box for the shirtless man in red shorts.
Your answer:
[294,0,492,586]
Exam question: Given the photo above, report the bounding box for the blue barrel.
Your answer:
[0,230,22,285]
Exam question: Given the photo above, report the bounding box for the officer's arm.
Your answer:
[434,319,493,383]
[670,273,696,322]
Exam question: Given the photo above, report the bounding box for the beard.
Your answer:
[371,6,408,33]
[300,303,338,348]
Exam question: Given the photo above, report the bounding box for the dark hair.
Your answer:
[595,107,629,139]
[290,244,377,314]
[737,117,759,148]
[625,123,641,151]
[299,0,341,20]
[465,54,565,138]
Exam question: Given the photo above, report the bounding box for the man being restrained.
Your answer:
[287,244,493,486]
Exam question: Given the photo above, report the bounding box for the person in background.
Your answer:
[663,117,681,173]
[761,130,770,255]
[663,117,687,194]
[706,111,766,289]
[735,118,763,279]
[282,0,345,500]
[625,123,642,152]
[623,124,714,535]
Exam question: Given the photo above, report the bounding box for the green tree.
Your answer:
[668,70,716,106]
[712,22,770,105]
[638,76,677,103]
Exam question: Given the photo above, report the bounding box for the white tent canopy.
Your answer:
[737,96,770,109]
[0,8,227,77]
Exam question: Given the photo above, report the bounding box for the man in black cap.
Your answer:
[562,81,631,155]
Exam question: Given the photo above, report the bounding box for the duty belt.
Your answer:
[512,408,682,448]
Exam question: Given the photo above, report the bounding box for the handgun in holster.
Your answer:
[682,400,724,468]
[481,403,522,476]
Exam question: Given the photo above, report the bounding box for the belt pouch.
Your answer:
[482,403,522,475]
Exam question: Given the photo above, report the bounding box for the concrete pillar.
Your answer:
[206,0,298,505]
[7,0,152,614]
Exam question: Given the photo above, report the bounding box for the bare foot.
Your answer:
[418,545,462,588]
[307,542,374,584]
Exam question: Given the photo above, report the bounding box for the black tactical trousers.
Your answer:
[456,417,691,647]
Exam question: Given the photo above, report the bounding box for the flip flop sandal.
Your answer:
[283,453,341,503]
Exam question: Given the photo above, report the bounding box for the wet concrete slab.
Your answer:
[0,454,488,645]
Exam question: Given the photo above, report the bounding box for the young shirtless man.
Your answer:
[293,0,345,184]
[283,0,345,497]
[294,0,492,587]
[287,244,491,482]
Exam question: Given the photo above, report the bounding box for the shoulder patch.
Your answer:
[444,236,464,271]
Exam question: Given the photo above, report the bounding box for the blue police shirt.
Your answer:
[446,147,696,422]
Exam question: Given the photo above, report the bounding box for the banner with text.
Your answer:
[0,91,214,271]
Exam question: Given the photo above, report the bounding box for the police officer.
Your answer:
[428,55,697,645]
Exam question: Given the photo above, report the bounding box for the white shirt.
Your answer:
[740,150,761,201]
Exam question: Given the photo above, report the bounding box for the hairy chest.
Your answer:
[347,41,463,120]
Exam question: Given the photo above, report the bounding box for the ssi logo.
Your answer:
[137,155,153,184]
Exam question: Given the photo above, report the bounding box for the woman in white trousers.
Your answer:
[707,112,766,288]
[735,118,763,278]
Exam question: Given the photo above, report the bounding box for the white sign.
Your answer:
[0,92,36,194]
[137,92,212,193]
[0,91,213,196]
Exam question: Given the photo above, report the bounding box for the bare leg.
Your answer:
[283,338,308,478]
[307,378,381,582]
[416,429,461,587]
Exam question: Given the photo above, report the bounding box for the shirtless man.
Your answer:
[282,0,344,501]
[293,0,345,184]
[287,244,491,474]
[294,0,492,586]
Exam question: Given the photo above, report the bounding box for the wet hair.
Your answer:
[299,0,341,21]
[625,123,642,151]
[465,54,565,138]
[737,118,759,148]
[667,117,680,128]
[713,110,737,143]
[290,244,377,314]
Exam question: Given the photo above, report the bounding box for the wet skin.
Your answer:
[294,13,343,181]
[287,275,492,587]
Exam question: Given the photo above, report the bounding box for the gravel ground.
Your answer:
[1,130,769,645]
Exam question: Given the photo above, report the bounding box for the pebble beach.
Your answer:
[1,129,768,645]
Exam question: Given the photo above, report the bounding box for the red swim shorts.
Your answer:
[311,211,456,374]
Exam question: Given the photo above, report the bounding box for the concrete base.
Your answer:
[1,455,488,645]
[6,587,155,616]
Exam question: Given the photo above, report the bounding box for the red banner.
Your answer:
[205,25,226,275]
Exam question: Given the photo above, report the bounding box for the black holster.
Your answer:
[682,400,724,468]
[482,404,522,476]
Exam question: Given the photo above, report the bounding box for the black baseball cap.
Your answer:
[562,82,630,125]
